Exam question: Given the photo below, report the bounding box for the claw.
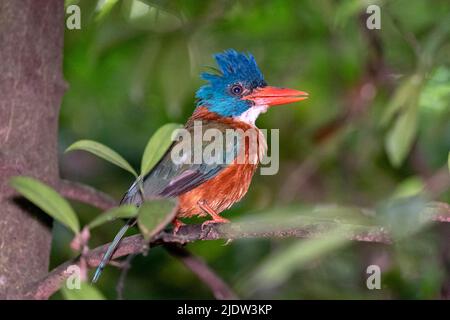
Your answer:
[172,219,186,234]
[201,217,229,229]
[200,217,230,238]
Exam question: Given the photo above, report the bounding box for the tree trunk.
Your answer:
[0,1,65,299]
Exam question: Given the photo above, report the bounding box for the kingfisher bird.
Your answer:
[92,49,308,282]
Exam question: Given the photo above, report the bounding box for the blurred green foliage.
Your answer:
[54,0,450,299]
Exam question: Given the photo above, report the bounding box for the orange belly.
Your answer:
[177,162,258,218]
[176,108,267,218]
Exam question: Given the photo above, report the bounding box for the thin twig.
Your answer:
[115,254,136,300]
[58,179,117,210]
[164,244,238,300]
[423,167,450,199]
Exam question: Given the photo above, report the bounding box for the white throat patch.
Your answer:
[234,104,268,125]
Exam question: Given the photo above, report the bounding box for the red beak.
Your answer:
[244,86,308,107]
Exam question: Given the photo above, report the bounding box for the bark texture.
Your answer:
[0,0,65,299]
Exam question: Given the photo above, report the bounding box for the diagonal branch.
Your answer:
[45,179,449,301]
[58,179,117,210]
[24,199,450,300]
[164,244,238,300]
[115,254,136,300]
[24,219,391,300]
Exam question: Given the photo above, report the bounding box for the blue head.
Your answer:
[196,50,266,117]
[196,49,308,119]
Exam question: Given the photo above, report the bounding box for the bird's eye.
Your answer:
[230,84,243,96]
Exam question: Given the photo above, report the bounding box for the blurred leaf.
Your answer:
[140,0,181,16]
[10,177,80,234]
[243,230,348,292]
[448,152,450,173]
[235,204,376,231]
[380,75,422,126]
[376,196,428,239]
[160,40,192,117]
[66,140,138,177]
[419,13,450,68]
[128,0,151,20]
[382,75,423,165]
[419,67,450,114]
[95,0,119,21]
[391,177,424,199]
[385,104,418,167]
[88,205,139,229]
[333,0,367,28]
[137,199,178,240]
[122,0,182,32]
[140,123,182,176]
[61,282,105,300]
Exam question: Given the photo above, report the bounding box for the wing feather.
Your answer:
[121,120,240,205]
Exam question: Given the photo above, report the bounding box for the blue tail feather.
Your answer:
[92,219,134,283]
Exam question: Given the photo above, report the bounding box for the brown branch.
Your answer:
[31,179,450,300]
[58,179,117,210]
[429,202,450,223]
[24,199,450,300]
[423,167,450,199]
[0,0,65,299]
[115,254,136,300]
[23,219,389,299]
[164,244,238,300]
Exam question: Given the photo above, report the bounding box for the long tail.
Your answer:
[92,218,136,283]
[92,179,144,283]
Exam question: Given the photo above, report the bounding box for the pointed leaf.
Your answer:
[137,199,178,240]
[66,140,137,177]
[61,282,105,300]
[88,205,139,229]
[10,176,80,234]
[385,106,418,167]
[140,123,182,176]
[380,75,420,127]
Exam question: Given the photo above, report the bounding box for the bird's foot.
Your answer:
[172,219,186,234]
[200,216,230,235]
[197,200,230,237]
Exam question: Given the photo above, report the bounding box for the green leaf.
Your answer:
[10,176,80,234]
[95,0,119,21]
[140,123,182,176]
[448,152,450,173]
[137,200,178,240]
[376,196,428,239]
[385,106,418,167]
[243,230,348,292]
[61,282,105,300]
[391,176,424,199]
[66,140,138,177]
[380,73,423,167]
[159,40,191,117]
[88,205,139,229]
[380,75,421,127]
[419,67,450,114]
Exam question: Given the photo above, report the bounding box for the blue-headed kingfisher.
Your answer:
[93,49,308,282]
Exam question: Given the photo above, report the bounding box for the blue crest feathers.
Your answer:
[195,49,266,117]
